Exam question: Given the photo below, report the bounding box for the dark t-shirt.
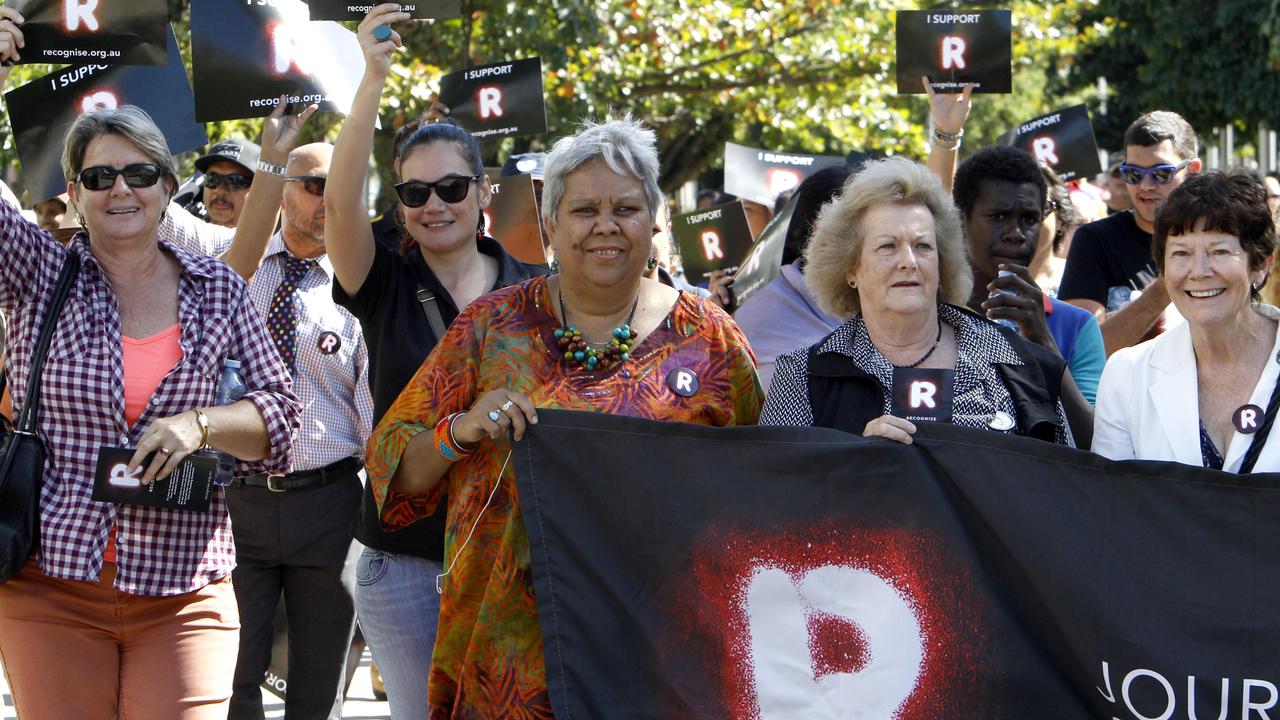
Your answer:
[335,222,547,559]
[1058,210,1156,307]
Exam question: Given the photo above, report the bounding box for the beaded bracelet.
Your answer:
[434,412,475,462]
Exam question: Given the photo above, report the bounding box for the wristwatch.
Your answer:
[255,159,287,176]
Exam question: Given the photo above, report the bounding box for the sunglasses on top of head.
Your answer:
[285,175,326,196]
[1117,160,1191,185]
[203,171,253,191]
[76,163,164,191]
[394,175,480,208]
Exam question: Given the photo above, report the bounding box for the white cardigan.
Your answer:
[1093,304,1280,472]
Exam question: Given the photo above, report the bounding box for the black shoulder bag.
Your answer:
[0,252,81,582]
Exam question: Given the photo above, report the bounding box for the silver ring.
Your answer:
[487,410,501,423]
[158,447,171,455]
[500,400,515,412]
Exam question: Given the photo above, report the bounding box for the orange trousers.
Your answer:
[0,560,239,720]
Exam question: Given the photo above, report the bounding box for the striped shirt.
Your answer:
[246,234,372,471]
[0,199,298,596]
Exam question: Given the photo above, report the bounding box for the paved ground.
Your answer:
[1,650,391,719]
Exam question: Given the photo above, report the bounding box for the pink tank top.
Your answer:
[106,324,183,564]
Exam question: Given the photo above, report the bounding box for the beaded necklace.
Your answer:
[554,290,639,371]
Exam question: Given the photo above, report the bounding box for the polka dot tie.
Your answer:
[266,256,311,375]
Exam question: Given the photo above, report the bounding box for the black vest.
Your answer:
[805,320,1066,443]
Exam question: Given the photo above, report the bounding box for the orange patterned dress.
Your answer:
[366,276,762,719]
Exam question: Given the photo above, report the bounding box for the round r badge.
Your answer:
[317,331,342,355]
[987,411,1015,432]
[667,368,699,397]
[1234,404,1265,434]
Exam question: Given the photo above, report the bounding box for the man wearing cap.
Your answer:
[196,138,261,228]
[1059,111,1202,355]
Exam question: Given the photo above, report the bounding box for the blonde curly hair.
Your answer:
[804,156,972,318]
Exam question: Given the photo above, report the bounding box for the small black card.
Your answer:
[8,0,168,65]
[1001,104,1103,182]
[91,446,216,512]
[896,10,1012,94]
[437,57,547,140]
[303,0,462,20]
[672,201,754,279]
[891,368,955,424]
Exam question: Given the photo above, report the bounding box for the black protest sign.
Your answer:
[483,169,546,266]
[729,191,795,307]
[90,447,215,512]
[9,0,167,65]
[1003,104,1103,182]
[437,58,547,140]
[190,0,364,122]
[517,410,1280,719]
[672,201,753,279]
[5,26,207,203]
[723,141,846,208]
[304,0,461,20]
[896,10,1012,94]
[891,367,955,423]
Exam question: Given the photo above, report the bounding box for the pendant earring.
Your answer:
[549,258,560,273]
[646,254,658,271]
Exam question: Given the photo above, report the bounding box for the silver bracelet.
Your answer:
[255,159,287,176]
[933,128,964,143]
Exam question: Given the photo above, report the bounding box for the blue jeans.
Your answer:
[355,548,442,720]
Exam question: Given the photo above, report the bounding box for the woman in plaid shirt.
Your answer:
[0,102,299,720]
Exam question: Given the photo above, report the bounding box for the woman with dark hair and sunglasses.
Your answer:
[324,5,545,716]
[0,93,299,720]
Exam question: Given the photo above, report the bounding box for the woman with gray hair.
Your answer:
[0,102,298,717]
[363,116,762,717]
[761,157,1072,446]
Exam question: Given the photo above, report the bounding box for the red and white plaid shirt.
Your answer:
[0,200,299,596]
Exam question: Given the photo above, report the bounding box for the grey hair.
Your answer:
[61,105,177,195]
[540,117,662,227]
[805,156,972,319]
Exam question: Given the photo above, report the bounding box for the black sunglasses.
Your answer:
[285,175,326,196]
[394,175,480,207]
[203,171,253,191]
[76,163,164,191]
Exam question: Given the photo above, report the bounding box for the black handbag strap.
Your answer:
[1238,367,1280,474]
[14,252,80,434]
[415,284,449,340]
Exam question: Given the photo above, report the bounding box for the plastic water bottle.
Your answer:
[211,359,246,487]
[987,270,1021,333]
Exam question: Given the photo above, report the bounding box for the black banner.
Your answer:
[304,0,461,21]
[4,25,207,203]
[671,201,753,279]
[515,410,1280,719]
[728,192,795,307]
[437,57,547,140]
[1001,104,1104,182]
[483,168,546,265]
[723,141,846,208]
[8,0,167,65]
[896,10,1012,94]
[190,0,364,122]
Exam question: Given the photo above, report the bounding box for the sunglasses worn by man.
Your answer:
[203,171,253,191]
[285,175,326,196]
[394,174,480,208]
[1117,160,1192,185]
[77,163,164,191]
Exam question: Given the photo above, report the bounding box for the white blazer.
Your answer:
[1093,304,1280,472]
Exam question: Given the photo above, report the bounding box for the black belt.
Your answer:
[232,456,362,493]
